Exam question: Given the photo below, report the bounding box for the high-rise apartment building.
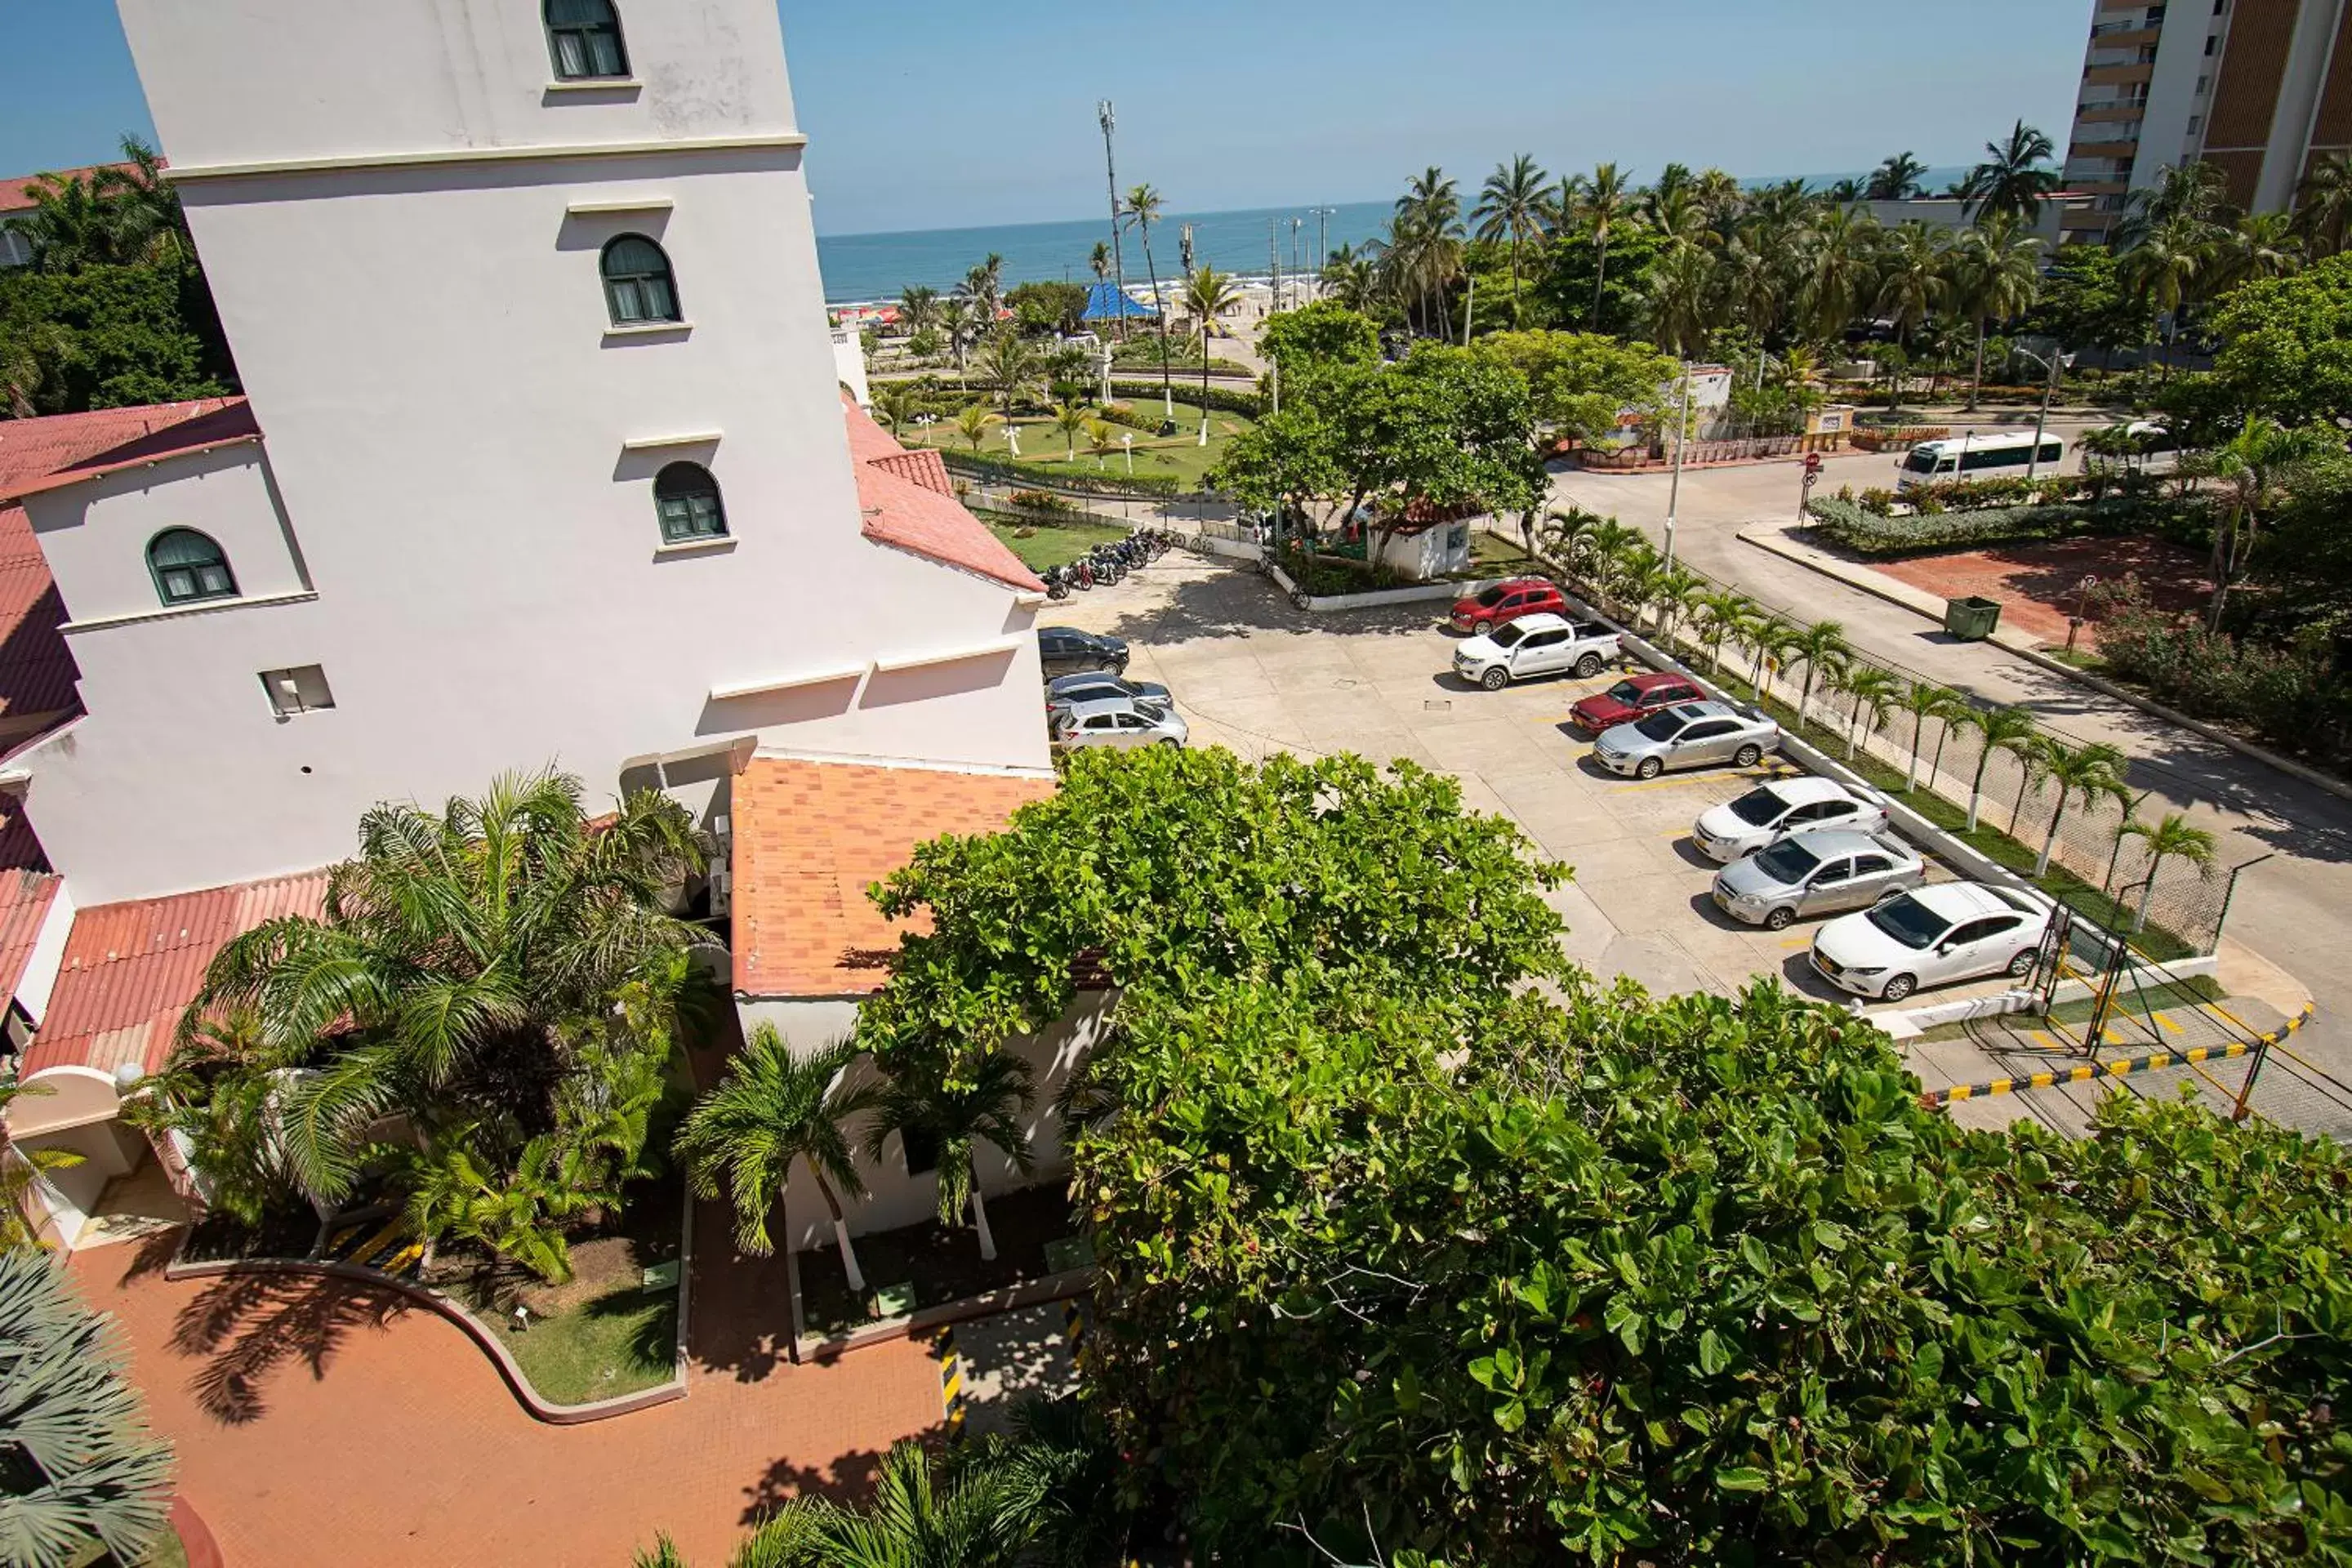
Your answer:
[2062,0,2351,240]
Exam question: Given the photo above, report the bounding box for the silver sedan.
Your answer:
[1712,830,1927,930]
[1592,701,1780,780]
[1052,695,1189,750]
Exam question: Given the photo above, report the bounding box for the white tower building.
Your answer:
[8,0,1048,906]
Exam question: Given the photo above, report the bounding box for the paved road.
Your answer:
[1551,439,2352,1136]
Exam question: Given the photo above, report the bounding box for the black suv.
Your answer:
[1037,626,1129,680]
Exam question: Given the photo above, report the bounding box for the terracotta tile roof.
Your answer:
[731,757,1054,997]
[0,399,260,506]
[0,867,62,1004]
[839,393,1042,593]
[22,869,329,1080]
[0,160,150,216]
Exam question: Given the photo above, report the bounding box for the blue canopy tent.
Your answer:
[1080,280,1159,321]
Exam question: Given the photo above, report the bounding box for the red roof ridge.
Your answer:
[838,394,1041,592]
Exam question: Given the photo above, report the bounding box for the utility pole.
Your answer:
[1290,216,1303,280]
[1098,101,1128,344]
[2024,345,2072,483]
[1269,219,1281,314]
[1313,207,1333,288]
[1663,363,1690,572]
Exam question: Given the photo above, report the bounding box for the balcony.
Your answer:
[2076,100,2148,122]
[2084,62,2156,85]
[2088,24,2162,46]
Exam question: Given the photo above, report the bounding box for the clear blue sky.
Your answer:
[1,0,2089,237]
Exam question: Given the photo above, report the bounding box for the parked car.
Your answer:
[1569,671,1706,734]
[1046,672,1169,715]
[1037,626,1129,680]
[1592,701,1780,778]
[1051,695,1188,750]
[1452,613,1620,691]
[1810,881,2056,1002]
[1711,831,1926,930]
[1449,577,1566,635]
[1690,777,1891,863]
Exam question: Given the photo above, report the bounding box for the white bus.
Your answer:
[1895,430,2066,489]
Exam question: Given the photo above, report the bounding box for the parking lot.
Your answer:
[1045,554,1970,1011]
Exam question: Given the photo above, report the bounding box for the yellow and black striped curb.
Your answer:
[1919,1003,2314,1109]
[1062,1298,1089,1360]
[937,1326,966,1441]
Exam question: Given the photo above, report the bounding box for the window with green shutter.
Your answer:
[653,462,728,544]
[147,528,239,605]
[545,0,629,79]
[600,234,681,327]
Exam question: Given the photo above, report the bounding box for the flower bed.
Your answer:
[1805,494,2196,557]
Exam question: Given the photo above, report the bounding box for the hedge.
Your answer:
[1110,378,1264,416]
[942,448,1184,498]
[1804,494,2180,555]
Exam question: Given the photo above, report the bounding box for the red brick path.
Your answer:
[1871,535,2212,645]
[70,1209,945,1568]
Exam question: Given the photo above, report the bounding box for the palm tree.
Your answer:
[736,1439,1021,1567]
[2118,216,2209,380]
[937,296,975,387]
[1579,517,1646,610]
[1474,154,1549,324]
[1088,240,1111,283]
[1693,590,1754,676]
[1899,681,1962,794]
[870,381,923,443]
[2210,209,2302,291]
[1650,567,1703,652]
[862,1054,1034,1261]
[0,1251,177,1568]
[954,404,993,454]
[1785,620,1851,731]
[1051,401,1088,460]
[1866,152,1927,201]
[2117,813,2216,933]
[1795,204,1883,341]
[977,330,1037,423]
[1953,705,2038,833]
[91,136,187,266]
[1745,617,1799,706]
[1644,242,1716,358]
[2031,740,2130,878]
[1,1081,83,1253]
[16,169,118,271]
[2114,160,2227,249]
[188,770,705,1201]
[2294,150,2352,258]
[1182,266,1239,420]
[2202,418,2332,626]
[1320,244,1373,312]
[1962,120,2059,225]
[1948,216,2042,410]
[1873,223,1950,415]
[898,285,940,340]
[1575,162,1635,327]
[1121,184,1175,413]
[1839,665,1900,761]
[1084,418,1119,467]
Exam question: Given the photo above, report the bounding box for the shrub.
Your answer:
[1006,488,1079,514]
[2093,589,2350,762]
[1109,378,1264,417]
[1804,493,2189,555]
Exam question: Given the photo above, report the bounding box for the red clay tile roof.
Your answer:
[731,757,1055,997]
[0,867,63,1004]
[0,399,259,506]
[0,161,150,216]
[23,870,329,1080]
[840,394,1042,592]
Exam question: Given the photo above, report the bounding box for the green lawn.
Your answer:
[914,398,1255,490]
[985,518,1133,571]
[486,1280,676,1406]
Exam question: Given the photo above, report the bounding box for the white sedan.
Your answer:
[1810,881,2056,1003]
[1691,777,1891,863]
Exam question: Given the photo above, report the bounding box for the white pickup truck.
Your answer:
[1453,612,1623,690]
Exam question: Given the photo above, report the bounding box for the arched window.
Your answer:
[653,462,727,544]
[147,529,238,605]
[601,235,680,327]
[545,0,629,80]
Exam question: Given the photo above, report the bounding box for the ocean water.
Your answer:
[813,200,1394,304]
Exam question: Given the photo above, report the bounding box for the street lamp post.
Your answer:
[1663,363,1690,572]
[2018,344,2074,484]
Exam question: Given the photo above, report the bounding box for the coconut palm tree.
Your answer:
[1866,152,1928,201]
[187,770,706,1202]
[1474,154,1550,325]
[1838,665,1900,761]
[675,1030,872,1293]
[870,380,923,443]
[1088,240,1111,283]
[2118,216,2209,380]
[1084,418,1119,467]
[2201,417,2332,627]
[1785,620,1851,731]
[735,1438,1022,1567]
[0,1251,177,1568]
[1121,184,1176,414]
[1050,401,1088,460]
[954,404,993,454]
[2114,160,2228,249]
[977,330,1037,423]
[1898,681,1962,794]
[1873,223,1950,415]
[2294,150,2352,258]
[1745,617,1799,706]
[1692,589,1754,676]
[2031,740,2131,878]
[1962,120,2058,225]
[1953,705,2038,833]
[91,136,187,267]
[2118,812,2216,933]
[1574,162,1635,327]
[1643,242,1716,358]
[1948,216,2042,411]
[862,1054,1035,1262]
[2210,209,2303,291]
[936,296,975,387]
[1796,204,1883,341]
[898,285,940,339]
[1181,265,1239,418]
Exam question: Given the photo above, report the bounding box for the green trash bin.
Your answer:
[1944,595,2002,641]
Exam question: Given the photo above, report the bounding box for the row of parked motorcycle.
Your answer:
[1040,528,1178,599]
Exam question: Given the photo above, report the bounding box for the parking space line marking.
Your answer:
[2029,1030,2059,1051]
[2154,1011,2185,1034]
[1778,938,1811,950]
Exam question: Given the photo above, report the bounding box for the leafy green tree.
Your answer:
[0,1252,176,1568]
[0,261,233,414]
[2020,244,2156,367]
[2201,416,2336,626]
[675,1031,873,1292]
[1003,280,1086,337]
[1258,301,1382,382]
[1472,329,1677,447]
[2207,252,2352,425]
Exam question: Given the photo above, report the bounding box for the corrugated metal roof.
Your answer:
[0,399,260,506]
[0,867,62,1004]
[23,870,329,1080]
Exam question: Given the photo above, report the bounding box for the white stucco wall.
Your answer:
[13,879,75,1025]
[29,1,1047,905]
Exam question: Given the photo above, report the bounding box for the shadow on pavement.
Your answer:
[165,1268,411,1425]
[738,1444,893,1524]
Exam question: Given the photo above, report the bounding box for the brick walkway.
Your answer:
[1871,535,2211,646]
[69,1205,947,1568]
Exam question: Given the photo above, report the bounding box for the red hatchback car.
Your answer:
[1569,671,1708,733]
[1450,577,1566,634]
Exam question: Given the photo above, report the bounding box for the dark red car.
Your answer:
[1449,577,1566,634]
[1569,671,1707,733]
